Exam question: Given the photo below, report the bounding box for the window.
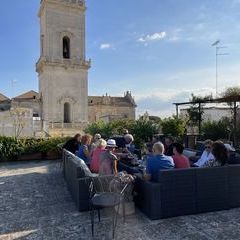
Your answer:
[63,36,70,59]
[64,102,71,123]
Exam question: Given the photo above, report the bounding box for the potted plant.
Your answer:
[18,138,42,161]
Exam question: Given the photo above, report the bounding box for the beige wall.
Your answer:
[88,104,136,123]
[0,108,34,137]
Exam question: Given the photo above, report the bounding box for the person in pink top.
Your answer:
[90,139,107,173]
[172,143,190,169]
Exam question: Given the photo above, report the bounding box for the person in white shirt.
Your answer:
[194,139,215,167]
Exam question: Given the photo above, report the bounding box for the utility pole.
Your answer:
[211,40,228,98]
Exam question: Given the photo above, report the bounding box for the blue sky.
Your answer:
[1,0,240,117]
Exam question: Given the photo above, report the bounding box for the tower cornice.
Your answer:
[39,0,86,17]
[36,57,91,73]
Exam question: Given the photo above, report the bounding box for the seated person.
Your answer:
[224,143,240,164]
[144,142,174,182]
[202,141,228,167]
[172,143,190,168]
[124,134,135,154]
[99,139,118,175]
[78,134,92,164]
[90,133,101,156]
[63,133,81,154]
[164,136,174,156]
[193,139,214,167]
[90,139,106,173]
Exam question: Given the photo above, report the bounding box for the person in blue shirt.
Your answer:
[144,142,174,182]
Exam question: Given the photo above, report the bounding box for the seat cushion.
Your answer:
[91,192,121,207]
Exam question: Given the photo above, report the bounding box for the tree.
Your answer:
[221,86,240,145]
[202,119,230,141]
[85,118,160,149]
[186,93,212,133]
[161,116,185,137]
[222,86,240,99]
[187,93,213,125]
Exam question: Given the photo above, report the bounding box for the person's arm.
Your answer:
[113,160,118,175]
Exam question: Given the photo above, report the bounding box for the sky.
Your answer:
[1,0,240,117]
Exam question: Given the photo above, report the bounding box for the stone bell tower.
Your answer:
[36,0,90,133]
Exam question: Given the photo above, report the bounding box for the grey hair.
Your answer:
[124,134,134,144]
[153,142,165,154]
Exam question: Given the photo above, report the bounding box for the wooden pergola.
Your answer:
[173,96,240,144]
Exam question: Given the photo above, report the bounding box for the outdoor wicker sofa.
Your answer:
[134,165,240,220]
[63,149,114,211]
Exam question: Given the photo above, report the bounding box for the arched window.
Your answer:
[64,102,71,123]
[63,36,70,59]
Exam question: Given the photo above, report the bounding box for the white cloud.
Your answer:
[100,43,112,50]
[138,32,167,43]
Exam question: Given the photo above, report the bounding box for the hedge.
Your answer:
[0,137,69,161]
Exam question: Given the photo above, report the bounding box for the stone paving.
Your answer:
[1,161,240,240]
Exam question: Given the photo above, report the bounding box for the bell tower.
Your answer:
[36,0,90,132]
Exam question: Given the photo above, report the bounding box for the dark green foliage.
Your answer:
[187,93,213,126]
[202,120,230,141]
[85,119,159,149]
[161,117,185,137]
[0,137,69,161]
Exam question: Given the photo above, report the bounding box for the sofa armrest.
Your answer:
[134,177,161,220]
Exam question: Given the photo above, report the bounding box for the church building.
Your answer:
[0,0,136,137]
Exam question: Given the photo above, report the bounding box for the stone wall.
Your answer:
[0,108,34,137]
[88,104,135,123]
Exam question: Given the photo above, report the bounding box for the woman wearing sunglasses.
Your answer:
[193,139,214,167]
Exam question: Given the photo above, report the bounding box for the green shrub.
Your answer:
[85,119,159,149]
[161,117,185,137]
[202,120,230,141]
[0,137,69,161]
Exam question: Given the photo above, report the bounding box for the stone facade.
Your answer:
[88,92,136,123]
[0,0,136,137]
[36,0,90,132]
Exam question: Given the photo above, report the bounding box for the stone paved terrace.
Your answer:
[1,161,240,240]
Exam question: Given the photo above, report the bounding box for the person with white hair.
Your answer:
[124,133,135,154]
[144,142,174,182]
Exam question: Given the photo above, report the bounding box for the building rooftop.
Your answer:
[0,160,239,239]
[0,93,9,102]
[13,90,39,100]
[89,91,137,107]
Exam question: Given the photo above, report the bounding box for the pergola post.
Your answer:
[176,105,179,119]
[198,102,202,135]
[233,101,237,145]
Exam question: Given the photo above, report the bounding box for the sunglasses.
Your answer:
[205,146,211,149]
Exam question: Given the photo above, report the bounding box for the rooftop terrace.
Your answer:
[1,160,240,239]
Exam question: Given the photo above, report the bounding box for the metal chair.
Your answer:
[89,176,130,239]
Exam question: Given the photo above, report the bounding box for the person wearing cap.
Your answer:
[90,133,101,156]
[99,139,118,175]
